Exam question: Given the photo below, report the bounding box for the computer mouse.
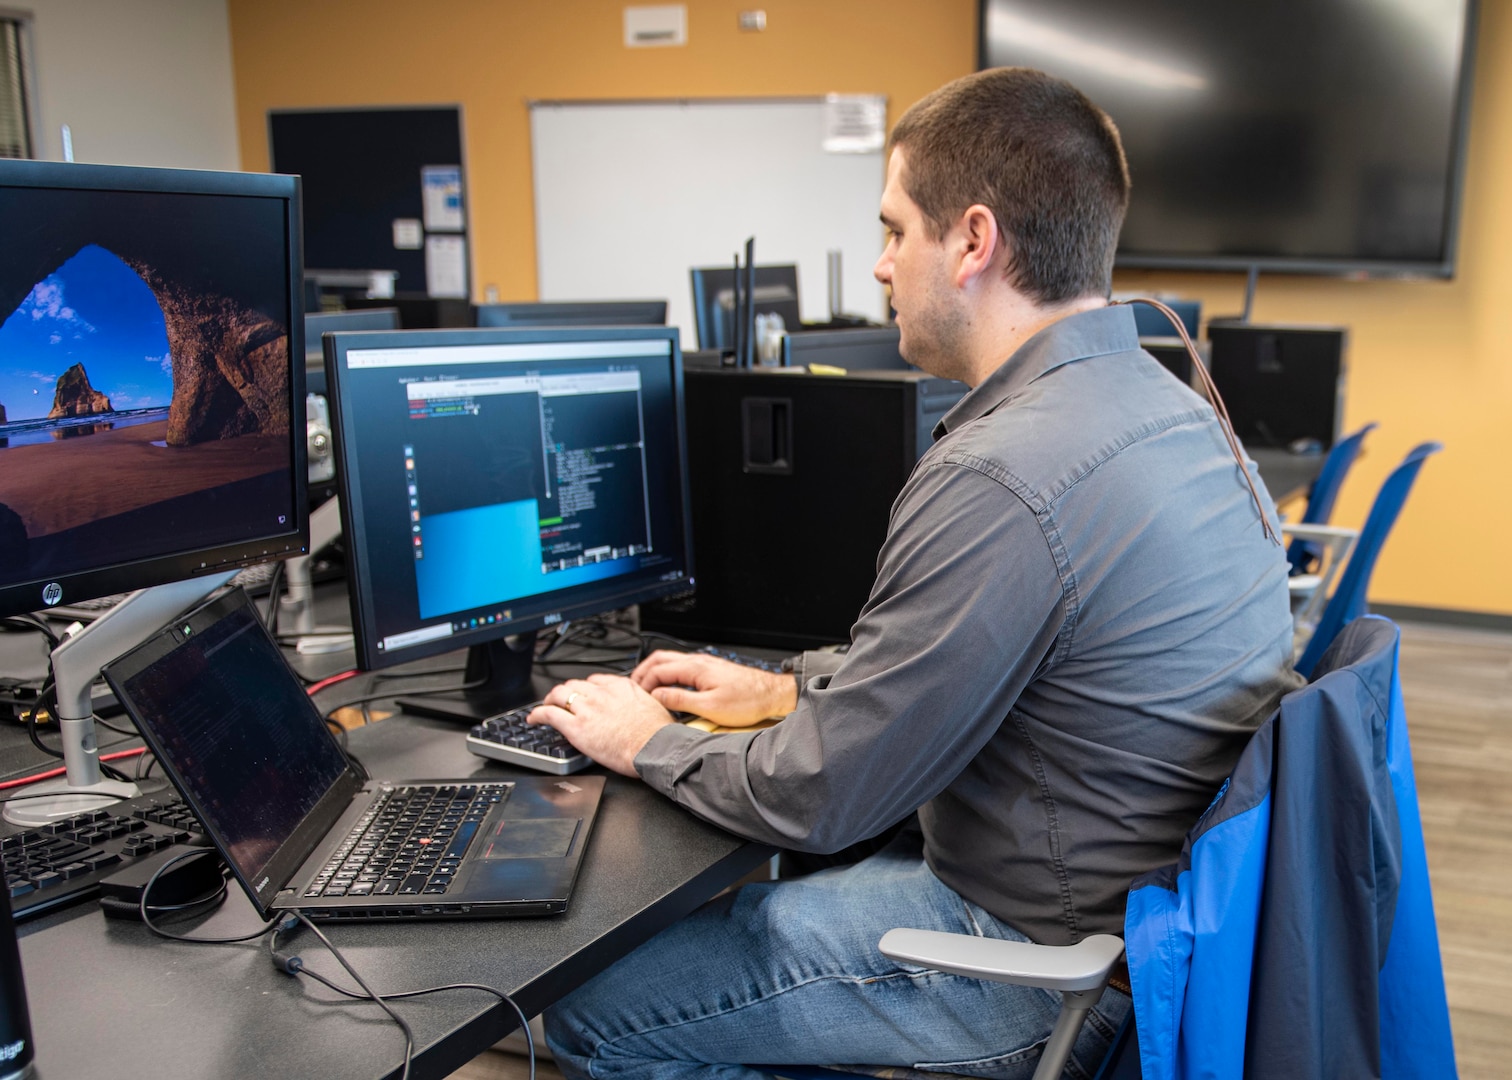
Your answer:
[1288,438,1324,456]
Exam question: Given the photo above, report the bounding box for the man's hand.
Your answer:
[528,674,676,777]
[630,650,797,728]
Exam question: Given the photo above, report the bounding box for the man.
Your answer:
[529,67,1300,1078]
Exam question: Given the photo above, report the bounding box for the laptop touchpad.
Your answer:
[479,818,583,859]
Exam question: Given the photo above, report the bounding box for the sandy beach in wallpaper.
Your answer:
[0,420,286,540]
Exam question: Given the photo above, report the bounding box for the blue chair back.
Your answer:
[1294,441,1443,678]
[1287,422,1378,575]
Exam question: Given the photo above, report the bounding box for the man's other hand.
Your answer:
[630,650,797,728]
[529,674,675,777]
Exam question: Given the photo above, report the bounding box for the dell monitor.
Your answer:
[323,325,693,723]
[0,159,307,822]
[690,265,802,351]
[474,300,668,329]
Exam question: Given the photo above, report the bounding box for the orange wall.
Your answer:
[228,0,1512,616]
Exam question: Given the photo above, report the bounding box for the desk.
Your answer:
[13,711,775,1080]
[1250,446,1325,508]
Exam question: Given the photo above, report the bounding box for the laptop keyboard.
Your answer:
[1,790,205,919]
[303,782,508,900]
[466,705,591,775]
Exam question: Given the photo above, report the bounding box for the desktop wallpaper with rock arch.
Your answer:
[0,184,297,592]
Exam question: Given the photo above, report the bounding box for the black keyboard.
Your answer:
[695,645,787,672]
[1,790,206,919]
[466,705,591,775]
[303,782,507,900]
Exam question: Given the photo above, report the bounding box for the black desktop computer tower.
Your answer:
[1206,322,1346,449]
[641,367,966,650]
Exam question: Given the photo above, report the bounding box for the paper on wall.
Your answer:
[422,165,466,231]
[822,94,886,154]
[425,234,468,298]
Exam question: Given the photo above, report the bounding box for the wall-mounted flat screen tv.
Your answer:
[979,0,1478,277]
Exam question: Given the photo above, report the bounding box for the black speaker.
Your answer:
[640,368,966,649]
[1206,322,1346,449]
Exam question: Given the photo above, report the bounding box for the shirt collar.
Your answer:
[934,304,1141,438]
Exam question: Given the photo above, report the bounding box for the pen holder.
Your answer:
[0,888,35,1080]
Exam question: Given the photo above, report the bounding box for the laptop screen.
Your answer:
[107,592,355,894]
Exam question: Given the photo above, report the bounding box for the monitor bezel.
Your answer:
[323,324,695,673]
[0,159,310,619]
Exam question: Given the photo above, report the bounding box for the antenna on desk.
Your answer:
[742,237,756,369]
[730,251,744,367]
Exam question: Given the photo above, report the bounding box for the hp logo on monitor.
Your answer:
[41,583,62,607]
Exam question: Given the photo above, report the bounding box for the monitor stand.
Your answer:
[4,571,237,828]
[394,632,539,725]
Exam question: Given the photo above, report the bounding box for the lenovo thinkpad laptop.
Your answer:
[102,588,602,921]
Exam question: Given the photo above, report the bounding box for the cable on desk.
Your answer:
[370,664,467,683]
[318,674,490,723]
[634,629,704,661]
[0,787,131,807]
[271,912,536,1080]
[24,677,62,760]
[135,849,275,943]
[0,747,148,791]
[306,669,361,696]
[275,912,417,1080]
[132,847,240,930]
[262,558,286,634]
[1,615,61,650]
[93,713,138,737]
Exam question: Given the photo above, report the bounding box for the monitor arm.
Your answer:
[276,496,351,654]
[278,496,343,637]
[4,571,238,828]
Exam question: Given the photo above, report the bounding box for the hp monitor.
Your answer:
[0,159,307,823]
[323,325,693,722]
[0,160,307,618]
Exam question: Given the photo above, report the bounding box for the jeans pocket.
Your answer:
[911,1042,1047,1080]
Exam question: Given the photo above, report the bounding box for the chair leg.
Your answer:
[1032,987,1105,1080]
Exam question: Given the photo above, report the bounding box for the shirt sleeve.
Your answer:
[634,457,1068,852]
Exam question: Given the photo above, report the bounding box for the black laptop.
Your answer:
[102,588,603,921]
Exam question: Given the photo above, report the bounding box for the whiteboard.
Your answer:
[530,99,887,349]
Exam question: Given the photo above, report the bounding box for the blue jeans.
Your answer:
[544,834,1129,1079]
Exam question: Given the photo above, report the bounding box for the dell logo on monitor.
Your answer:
[41,583,62,607]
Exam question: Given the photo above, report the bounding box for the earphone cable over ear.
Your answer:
[1118,298,1279,545]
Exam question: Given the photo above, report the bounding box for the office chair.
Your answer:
[762,617,1454,1080]
[1285,421,1377,577]
[1293,440,1443,678]
[1283,424,1378,634]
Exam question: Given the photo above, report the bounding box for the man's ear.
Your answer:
[954,204,1004,288]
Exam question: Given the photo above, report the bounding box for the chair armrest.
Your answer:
[1280,523,1358,540]
[878,929,1124,993]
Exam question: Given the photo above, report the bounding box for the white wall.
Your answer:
[21,0,238,169]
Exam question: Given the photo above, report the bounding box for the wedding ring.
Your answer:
[565,692,581,711]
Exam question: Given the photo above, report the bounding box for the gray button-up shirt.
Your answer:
[636,304,1301,945]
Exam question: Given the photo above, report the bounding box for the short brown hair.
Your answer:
[887,67,1130,305]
